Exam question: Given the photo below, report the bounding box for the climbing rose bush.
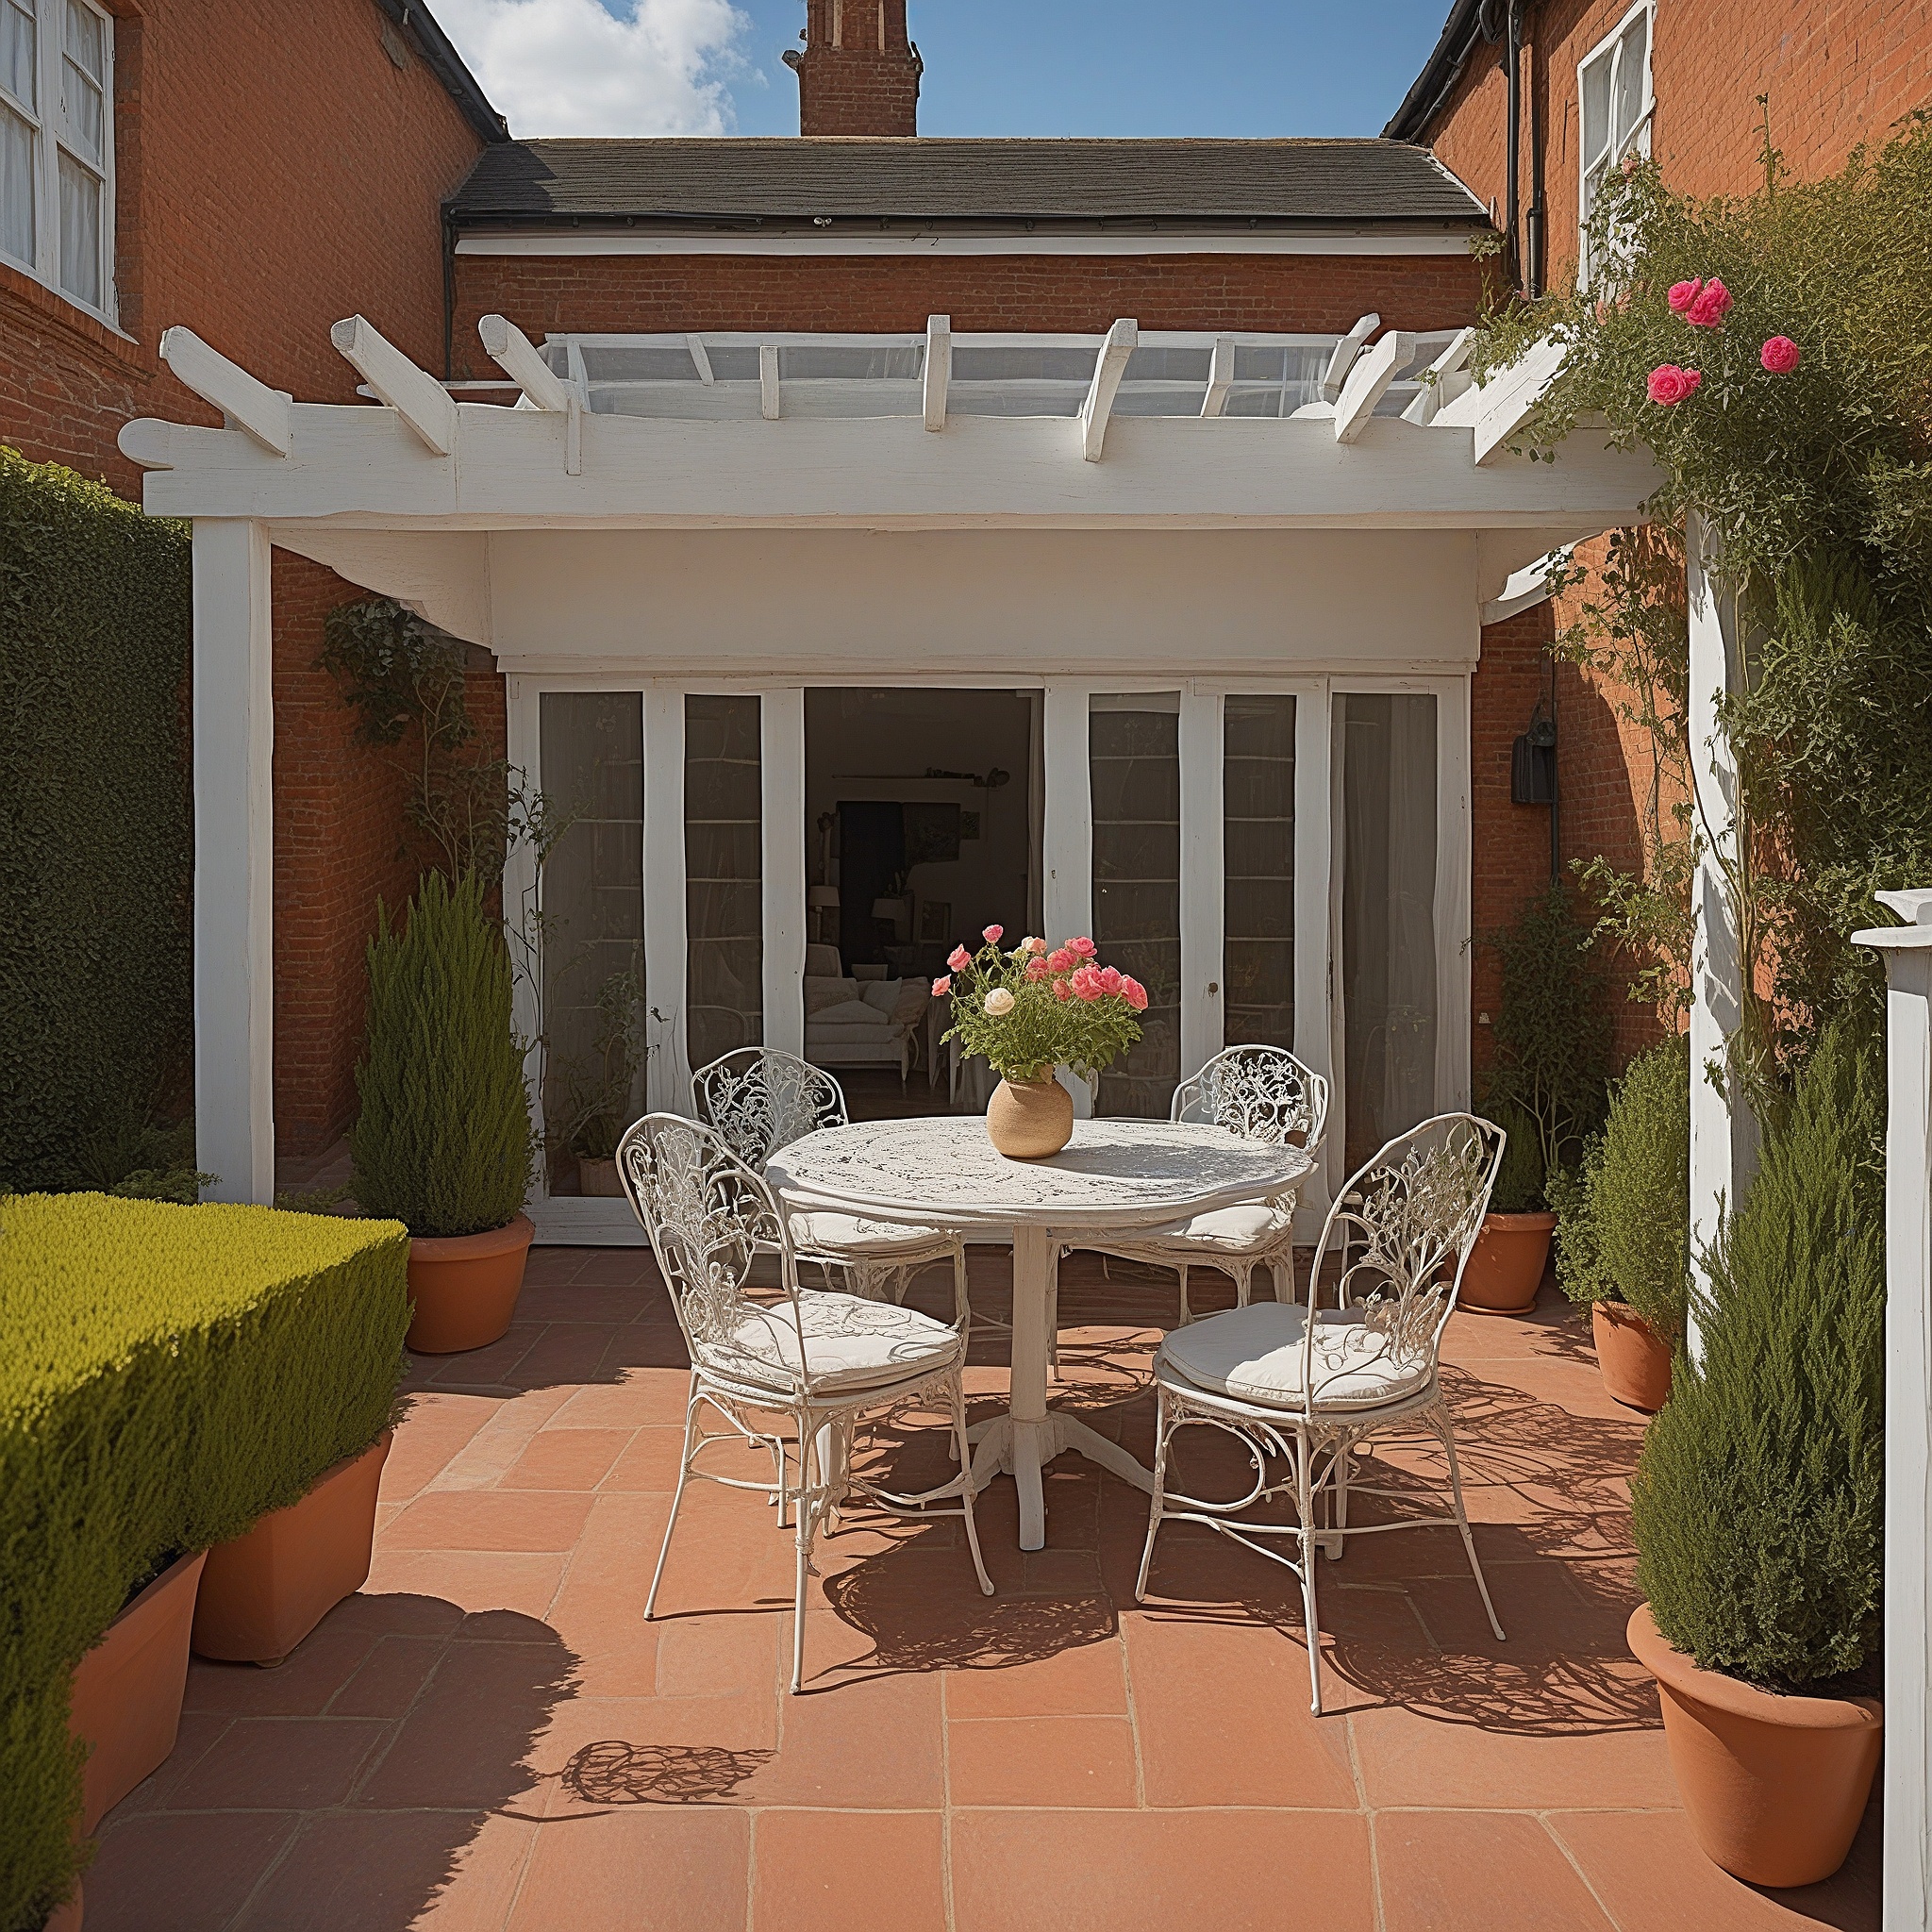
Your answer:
[938,929,1144,1083]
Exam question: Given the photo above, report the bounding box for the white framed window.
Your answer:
[0,0,114,320]
[1577,0,1654,289]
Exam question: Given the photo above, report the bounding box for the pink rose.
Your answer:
[983,924,1004,945]
[1052,979,1072,1001]
[1024,956,1048,981]
[1023,936,1046,954]
[1760,335,1801,374]
[1098,966,1123,995]
[1068,936,1098,959]
[1685,278,1731,327]
[1647,364,1703,406]
[1667,277,1703,315]
[1121,975,1149,1012]
[1047,948,1074,974]
[947,944,971,972]
[931,975,951,997]
[1070,967,1103,1002]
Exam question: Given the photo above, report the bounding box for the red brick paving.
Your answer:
[85,1248,1880,1931]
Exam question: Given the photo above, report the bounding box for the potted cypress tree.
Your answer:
[1552,1035,1690,1410]
[350,871,539,1353]
[1626,1020,1884,1887]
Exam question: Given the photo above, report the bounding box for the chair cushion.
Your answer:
[1158,1200,1294,1251]
[789,1210,953,1258]
[712,1291,962,1394]
[1158,1300,1433,1413]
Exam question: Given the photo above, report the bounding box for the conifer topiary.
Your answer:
[1630,1020,1885,1689]
[350,871,535,1239]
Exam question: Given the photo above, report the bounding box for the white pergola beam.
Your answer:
[159,327,291,457]
[759,344,781,421]
[686,334,715,386]
[1201,334,1235,419]
[1080,318,1139,462]
[329,315,458,456]
[1432,335,1568,465]
[1402,327,1476,426]
[477,313,573,411]
[924,313,951,432]
[1318,312,1381,404]
[1334,331,1416,445]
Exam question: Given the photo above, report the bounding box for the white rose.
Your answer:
[983,987,1016,1017]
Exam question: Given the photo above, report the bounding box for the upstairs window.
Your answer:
[0,0,113,320]
[1577,0,1653,289]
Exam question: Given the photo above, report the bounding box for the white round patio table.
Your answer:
[765,1115,1314,1551]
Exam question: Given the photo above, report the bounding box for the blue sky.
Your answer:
[434,1,1457,143]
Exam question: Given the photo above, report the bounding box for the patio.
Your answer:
[81,1245,1878,1932]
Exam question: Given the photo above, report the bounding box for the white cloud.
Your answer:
[435,0,755,138]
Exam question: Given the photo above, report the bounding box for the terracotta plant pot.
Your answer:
[1593,1300,1674,1412]
[192,1432,392,1665]
[1628,1603,1881,1887]
[404,1213,534,1354]
[69,1549,208,1832]
[986,1074,1074,1159]
[577,1157,623,1197]
[1457,1210,1555,1314]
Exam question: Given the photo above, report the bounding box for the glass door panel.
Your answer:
[1223,693,1295,1051]
[538,692,645,1195]
[1338,692,1439,1172]
[1091,693,1180,1117]
[685,693,763,1071]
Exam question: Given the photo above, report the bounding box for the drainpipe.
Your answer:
[1524,11,1546,297]
[1504,0,1524,291]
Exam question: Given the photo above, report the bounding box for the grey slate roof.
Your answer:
[446,137,1489,229]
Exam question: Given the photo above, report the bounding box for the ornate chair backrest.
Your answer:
[1300,1112,1505,1408]
[1172,1044,1330,1154]
[690,1049,847,1174]
[616,1112,810,1396]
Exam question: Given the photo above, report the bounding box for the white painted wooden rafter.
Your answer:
[924,313,951,431]
[686,334,716,385]
[1200,335,1236,419]
[1400,327,1475,426]
[1433,335,1567,466]
[1079,318,1139,462]
[329,315,458,456]
[159,327,291,457]
[1333,330,1417,445]
[1318,313,1381,403]
[478,313,572,411]
[759,345,781,422]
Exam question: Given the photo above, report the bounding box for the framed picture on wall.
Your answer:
[918,901,953,943]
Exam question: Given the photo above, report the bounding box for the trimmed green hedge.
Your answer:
[0,1195,411,1932]
[0,450,192,1192]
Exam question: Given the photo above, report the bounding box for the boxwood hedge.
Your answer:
[0,1194,411,1931]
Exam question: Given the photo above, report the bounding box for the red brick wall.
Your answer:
[791,0,922,135]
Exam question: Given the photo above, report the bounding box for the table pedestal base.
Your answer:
[966,1414,1153,1551]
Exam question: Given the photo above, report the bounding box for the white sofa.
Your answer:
[803,943,928,1083]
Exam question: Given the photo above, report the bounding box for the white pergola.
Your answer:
[123,312,1656,1208]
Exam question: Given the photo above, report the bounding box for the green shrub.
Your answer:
[1486,1096,1547,1214]
[350,870,535,1238]
[1630,1020,1885,1689]
[0,452,192,1192]
[0,1194,410,1932]
[1555,1036,1690,1338]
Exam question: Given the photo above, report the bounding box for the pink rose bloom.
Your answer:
[1760,335,1801,374]
[1667,277,1703,315]
[1098,966,1123,995]
[1121,975,1149,1012]
[1070,967,1102,1001]
[1685,278,1731,327]
[982,924,1004,945]
[1052,978,1073,1001]
[1068,936,1098,959]
[1047,947,1074,974]
[931,975,951,997]
[1647,364,1702,406]
[1025,936,1047,954]
[1024,956,1049,981]
[947,943,971,972]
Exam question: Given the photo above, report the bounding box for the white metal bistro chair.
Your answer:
[691,1048,969,1323]
[1055,1046,1329,1355]
[618,1113,993,1692]
[1135,1111,1507,1714]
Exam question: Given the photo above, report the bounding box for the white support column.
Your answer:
[1292,683,1334,1228]
[1178,686,1224,1082]
[761,687,807,1058]
[642,686,689,1113]
[192,518,275,1204]
[1687,511,1757,1356]
[1434,676,1474,1115]
[1854,894,1932,1932]
[504,675,546,1203]
[1041,684,1094,1118]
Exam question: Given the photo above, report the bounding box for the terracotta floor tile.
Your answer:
[943,1635,1128,1717]
[327,1634,449,1719]
[751,1810,946,1932]
[530,1693,779,1815]
[84,1810,301,1932]
[757,1667,945,1807]
[181,1623,380,1717]
[515,1278,653,1324]
[385,1489,595,1553]
[1549,1806,1884,1931]
[422,1324,543,1388]
[507,1323,623,1391]
[600,1424,702,1491]
[947,1714,1139,1807]
[1375,1810,1617,1930]
[550,1374,695,1429]
[504,1806,749,1932]
[951,1809,1376,1932]
[568,1249,661,1288]
[229,1808,536,1932]
[100,1709,234,1817]
[498,1427,637,1491]
[325,1589,469,1641]
[165,1714,391,1810]
[360,1550,571,1620]
[655,1604,780,1698]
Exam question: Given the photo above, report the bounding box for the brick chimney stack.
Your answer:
[783,0,923,137]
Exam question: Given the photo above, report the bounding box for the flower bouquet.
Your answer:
[935,926,1146,1158]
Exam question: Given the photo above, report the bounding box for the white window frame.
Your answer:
[0,0,115,323]
[1576,0,1655,291]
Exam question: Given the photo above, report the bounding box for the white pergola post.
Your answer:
[1686,510,1757,1354]
[1855,891,1932,1932]
[192,518,275,1204]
